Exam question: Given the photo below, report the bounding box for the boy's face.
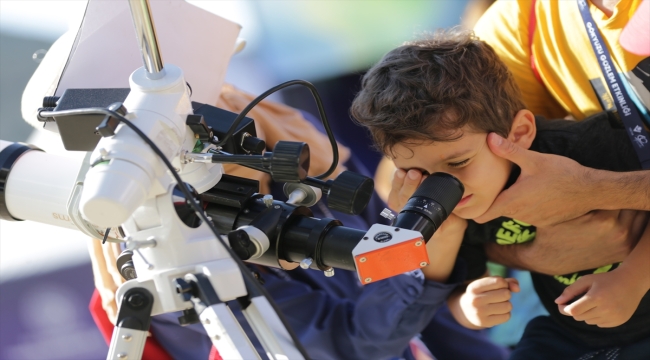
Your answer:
[391,126,512,220]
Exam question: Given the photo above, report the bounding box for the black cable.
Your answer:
[39,107,312,360]
[102,227,111,245]
[214,80,339,180]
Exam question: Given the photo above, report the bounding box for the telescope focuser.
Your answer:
[206,141,310,182]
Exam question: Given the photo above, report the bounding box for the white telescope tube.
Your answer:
[0,140,81,229]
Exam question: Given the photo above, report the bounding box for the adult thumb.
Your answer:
[486,133,528,166]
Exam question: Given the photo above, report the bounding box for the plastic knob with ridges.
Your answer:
[270,141,310,182]
[327,171,374,215]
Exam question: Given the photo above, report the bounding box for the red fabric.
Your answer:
[209,346,223,360]
[528,0,544,85]
[89,290,174,360]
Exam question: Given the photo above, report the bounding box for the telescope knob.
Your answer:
[269,141,310,182]
[327,171,374,215]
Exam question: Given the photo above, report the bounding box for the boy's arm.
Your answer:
[485,210,648,275]
[387,169,468,282]
[421,213,467,282]
[447,275,520,330]
[555,217,650,328]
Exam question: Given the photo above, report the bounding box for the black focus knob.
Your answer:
[327,171,374,215]
[269,141,310,182]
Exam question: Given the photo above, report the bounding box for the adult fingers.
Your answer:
[485,132,534,168]
[473,191,515,223]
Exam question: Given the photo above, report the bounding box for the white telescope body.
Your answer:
[79,64,222,228]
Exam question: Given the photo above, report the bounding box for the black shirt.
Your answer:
[459,111,650,347]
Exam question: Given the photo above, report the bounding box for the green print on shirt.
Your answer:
[495,219,536,245]
[553,264,615,285]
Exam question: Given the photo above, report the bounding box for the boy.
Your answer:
[351,29,650,359]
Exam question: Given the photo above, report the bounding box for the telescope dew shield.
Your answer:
[0,141,81,229]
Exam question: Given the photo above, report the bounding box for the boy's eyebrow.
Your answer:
[441,148,474,162]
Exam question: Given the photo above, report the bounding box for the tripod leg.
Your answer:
[201,303,261,360]
[240,296,305,360]
[177,274,261,360]
[107,288,154,360]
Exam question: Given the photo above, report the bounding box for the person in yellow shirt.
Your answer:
[475,0,649,122]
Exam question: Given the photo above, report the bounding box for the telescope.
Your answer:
[0,1,464,359]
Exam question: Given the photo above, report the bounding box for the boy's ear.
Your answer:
[507,110,536,149]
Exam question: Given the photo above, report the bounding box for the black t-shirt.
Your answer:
[458,111,650,347]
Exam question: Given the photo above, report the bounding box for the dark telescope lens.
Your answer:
[393,173,464,241]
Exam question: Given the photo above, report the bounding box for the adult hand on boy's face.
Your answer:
[474,133,593,227]
[388,168,425,212]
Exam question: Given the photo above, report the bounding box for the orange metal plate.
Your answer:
[355,237,429,284]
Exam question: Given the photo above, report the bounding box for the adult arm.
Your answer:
[474,134,650,226]
[485,210,649,275]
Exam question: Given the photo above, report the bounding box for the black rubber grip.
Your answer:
[412,173,464,214]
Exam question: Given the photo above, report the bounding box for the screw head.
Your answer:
[203,318,211,325]
[363,236,369,240]
[364,278,372,283]
[324,268,335,277]
[415,241,423,247]
[420,262,428,267]
[214,335,221,340]
[122,334,132,342]
[359,257,367,263]
[116,353,128,359]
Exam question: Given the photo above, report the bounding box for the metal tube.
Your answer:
[128,0,165,79]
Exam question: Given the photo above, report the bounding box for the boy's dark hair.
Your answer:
[350,29,525,156]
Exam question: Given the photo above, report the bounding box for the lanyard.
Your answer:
[577,0,650,169]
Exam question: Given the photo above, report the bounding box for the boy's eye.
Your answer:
[448,159,469,168]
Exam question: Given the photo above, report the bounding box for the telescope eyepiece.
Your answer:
[394,173,464,240]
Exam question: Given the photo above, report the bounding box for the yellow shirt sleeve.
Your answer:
[474,0,566,119]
